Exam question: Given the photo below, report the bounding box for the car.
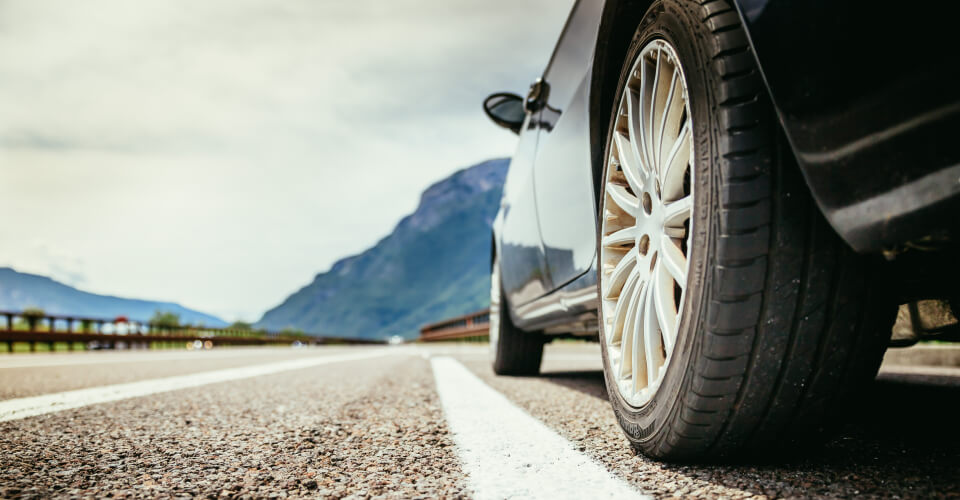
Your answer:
[483,0,959,460]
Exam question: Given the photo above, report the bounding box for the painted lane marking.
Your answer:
[430,356,646,500]
[0,347,354,369]
[0,350,394,422]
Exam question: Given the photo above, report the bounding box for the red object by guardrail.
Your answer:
[419,308,490,341]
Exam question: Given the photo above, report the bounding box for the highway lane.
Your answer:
[0,344,958,498]
[0,347,369,400]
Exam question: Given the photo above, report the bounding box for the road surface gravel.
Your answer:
[0,344,956,499]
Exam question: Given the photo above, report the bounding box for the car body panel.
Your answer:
[494,0,960,334]
[495,113,556,307]
[512,262,599,333]
[531,0,604,291]
[532,75,597,290]
[734,0,960,251]
[493,0,606,331]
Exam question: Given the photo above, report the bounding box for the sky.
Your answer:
[0,0,576,322]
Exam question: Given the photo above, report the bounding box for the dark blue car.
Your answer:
[483,0,959,460]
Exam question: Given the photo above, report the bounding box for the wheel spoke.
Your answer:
[655,70,677,169]
[660,122,691,201]
[626,90,651,179]
[630,282,648,389]
[602,226,637,248]
[604,247,638,299]
[662,194,693,229]
[609,268,641,344]
[653,264,678,353]
[606,184,640,217]
[614,131,645,194]
[660,239,687,287]
[652,62,677,174]
[663,226,686,238]
[658,73,685,169]
[620,279,645,379]
[648,49,662,172]
[633,64,655,179]
[642,283,665,388]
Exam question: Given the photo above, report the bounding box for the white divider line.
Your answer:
[0,350,394,422]
[0,348,320,369]
[430,356,646,500]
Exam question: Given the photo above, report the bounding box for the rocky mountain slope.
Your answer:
[256,158,508,339]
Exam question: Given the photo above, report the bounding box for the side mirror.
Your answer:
[483,93,525,134]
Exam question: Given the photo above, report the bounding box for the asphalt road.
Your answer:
[0,344,957,499]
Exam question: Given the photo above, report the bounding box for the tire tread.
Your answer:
[615,0,894,460]
[492,280,544,376]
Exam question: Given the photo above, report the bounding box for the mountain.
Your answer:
[256,158,508,339]
[0,267,226,326]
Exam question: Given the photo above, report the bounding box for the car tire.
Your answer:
[596,0,895,460]
[490,253,544,375]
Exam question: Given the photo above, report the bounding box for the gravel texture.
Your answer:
[0,352,466,499]
[457,344,960,499]
[1,344,958,499]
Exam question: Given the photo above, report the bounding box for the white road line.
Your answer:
[0,348,346,369]
[0,350,394,422]
[430,356,646,500]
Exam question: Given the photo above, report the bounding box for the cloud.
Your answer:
[2,241,88,288]
[0,0,576,321]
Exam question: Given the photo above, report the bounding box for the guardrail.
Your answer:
[0,310,382,352]
[419,309,490,341]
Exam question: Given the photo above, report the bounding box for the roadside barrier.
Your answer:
[0,310,383,352]
[419,309,489,342]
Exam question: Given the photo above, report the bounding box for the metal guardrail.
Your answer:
[419,308,490,341]
[0,310,383,352]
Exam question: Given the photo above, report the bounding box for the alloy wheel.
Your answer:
[600,39,694,407]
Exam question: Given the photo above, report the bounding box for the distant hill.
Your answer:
[0,267,226,326]
[256,158,508,339]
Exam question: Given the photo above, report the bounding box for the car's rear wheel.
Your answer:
[490,254,544,375]
[597,0,894,460]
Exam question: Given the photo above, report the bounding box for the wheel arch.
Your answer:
[588,0,780,208]
[588,0,656,209]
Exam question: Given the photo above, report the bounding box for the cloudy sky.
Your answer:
[0,0,576,321]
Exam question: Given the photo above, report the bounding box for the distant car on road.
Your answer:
[484,0,959,460]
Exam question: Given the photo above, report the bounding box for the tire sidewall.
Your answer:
[597,0,719,452]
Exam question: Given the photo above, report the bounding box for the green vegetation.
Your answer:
[150,310,181,328]
[280,327,309,339]
[5,341,86,353]
[21,306,45,317]
[20,306,46,331]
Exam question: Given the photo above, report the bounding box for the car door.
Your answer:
[497,111,555,307]
[529,0,605,290]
